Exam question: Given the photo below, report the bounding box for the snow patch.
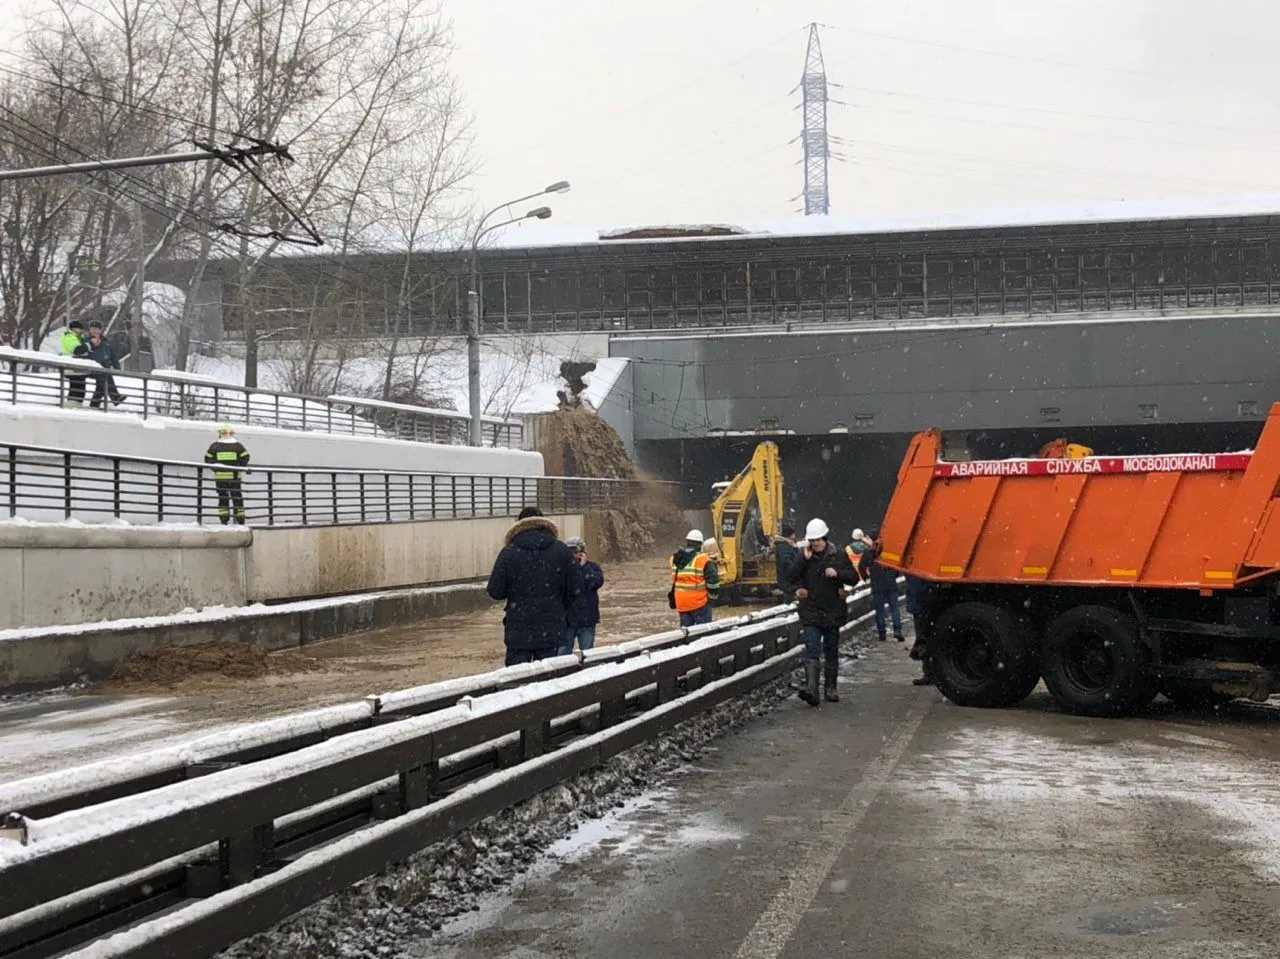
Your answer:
[898,726,1280,881]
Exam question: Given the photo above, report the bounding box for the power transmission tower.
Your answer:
[800,22,830,215]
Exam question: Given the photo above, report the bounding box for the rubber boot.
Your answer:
[913,654,934,686]
[798,661,820,706]
[824,663,840,702]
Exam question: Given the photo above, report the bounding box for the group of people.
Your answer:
[61,318,126,409]
[482,506,933,695]
[486,507,604,667]
[773,519,931,703]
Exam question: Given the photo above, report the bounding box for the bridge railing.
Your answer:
[1,442,649,527]
[0,348,523,449]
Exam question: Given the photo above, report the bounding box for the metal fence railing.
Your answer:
[1,443,651,527]
[0,348,523,449]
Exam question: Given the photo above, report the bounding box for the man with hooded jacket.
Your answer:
[487,507,585,666]
[786,518,859,705]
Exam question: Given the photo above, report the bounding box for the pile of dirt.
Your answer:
[110,641,321,686]
[530,407,687,561]
[532,406,637,479]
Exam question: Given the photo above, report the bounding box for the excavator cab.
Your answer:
[710,441,785,599]
[1038,438,1095,460]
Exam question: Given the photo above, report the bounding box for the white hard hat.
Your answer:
[853,528,864,540]
[686,529,704,542]
[805,518,830,540]
[702,538,718,551]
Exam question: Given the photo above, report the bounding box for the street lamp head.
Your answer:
[544,180,571,195]
[527,206,553,220]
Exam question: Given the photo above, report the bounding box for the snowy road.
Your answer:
[421,643,1280,959]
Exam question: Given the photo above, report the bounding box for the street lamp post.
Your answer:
[467,180,569,447]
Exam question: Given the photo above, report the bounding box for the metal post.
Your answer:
[128,199,144,372]
[467,289,482,447]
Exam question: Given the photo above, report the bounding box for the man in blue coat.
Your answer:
[560,537,603,655]
[487,507,585,666]
[858,529,905,643]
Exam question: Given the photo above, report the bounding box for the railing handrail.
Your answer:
[0,347,523,438]
[0,441,659,485]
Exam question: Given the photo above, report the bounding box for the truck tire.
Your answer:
[1160,680,1236,711]
[1041,606,1156,717]
[929,602,1040,708]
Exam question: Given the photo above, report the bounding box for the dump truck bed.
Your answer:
[879,404,1280,592]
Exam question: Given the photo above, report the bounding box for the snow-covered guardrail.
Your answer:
[0,586,882,959]
[0,348,522,449]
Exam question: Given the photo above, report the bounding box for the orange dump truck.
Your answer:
[878,404,1280,717]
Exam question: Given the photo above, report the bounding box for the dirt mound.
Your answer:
[529,408,687,561]
[532,406,637,480]
[110,641,321,686]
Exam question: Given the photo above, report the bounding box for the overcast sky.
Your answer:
[444,0,1280,234]
[4,1,1280,236]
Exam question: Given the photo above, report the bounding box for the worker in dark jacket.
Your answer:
[560,536,604,655]
[905,574,932,686]
[86,322,126,408]
[773,524,799,602]
[786,518,859,706]
[859,530,905,642]
[204,425,250,525]
[487,508,585,666]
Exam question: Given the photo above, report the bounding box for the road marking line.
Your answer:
[731,703,928,959]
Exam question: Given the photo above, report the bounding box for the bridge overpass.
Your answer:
[606,308,1277,534]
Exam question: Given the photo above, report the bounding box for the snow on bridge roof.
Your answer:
[488,193,1280,251]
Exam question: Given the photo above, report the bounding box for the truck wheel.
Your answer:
[930,602,1040,708]
[1160,680,1236,711]
[1042,606,1155,717]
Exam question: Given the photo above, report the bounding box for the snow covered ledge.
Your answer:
[0,581,494,694]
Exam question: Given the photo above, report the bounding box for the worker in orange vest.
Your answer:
[845,528,874,584]
[670,529,720,627]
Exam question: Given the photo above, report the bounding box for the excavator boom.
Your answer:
[710,441,784,587]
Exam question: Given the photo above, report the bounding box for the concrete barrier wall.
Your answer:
[248,513,585,601]
[0,405,544,475]
[0,524,250,629]
[0,582,494,692]
[0,513,585,629]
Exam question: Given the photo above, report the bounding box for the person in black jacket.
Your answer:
[86,322,126,408]
[560,536,604,655]
[487,508,585,666]
[786,518,859,706]
[905,574,932,686]
[859,529,905,642]
[773,524,799,602]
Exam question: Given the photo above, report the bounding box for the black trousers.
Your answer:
[90,374,123,408]
[215,479,245,524]
[66,374,86,406]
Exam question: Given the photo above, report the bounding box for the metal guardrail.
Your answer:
[0,349,523,449]
[1,443,655,527]
[0,592,893,959]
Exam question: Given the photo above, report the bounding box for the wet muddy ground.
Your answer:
[0,557,746,778]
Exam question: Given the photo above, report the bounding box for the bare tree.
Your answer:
[0,0,474,379]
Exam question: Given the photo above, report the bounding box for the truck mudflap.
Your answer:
[1152,661,1279,702]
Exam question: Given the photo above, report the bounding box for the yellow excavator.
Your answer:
[710,441,786,599]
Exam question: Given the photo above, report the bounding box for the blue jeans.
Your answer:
[679,605,714,628]
[802,624,841,668]
[558,624,597,656]
[874,590,903,637]
[504,647,558,667]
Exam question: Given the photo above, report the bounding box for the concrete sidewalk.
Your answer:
[422,642,1280,958]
